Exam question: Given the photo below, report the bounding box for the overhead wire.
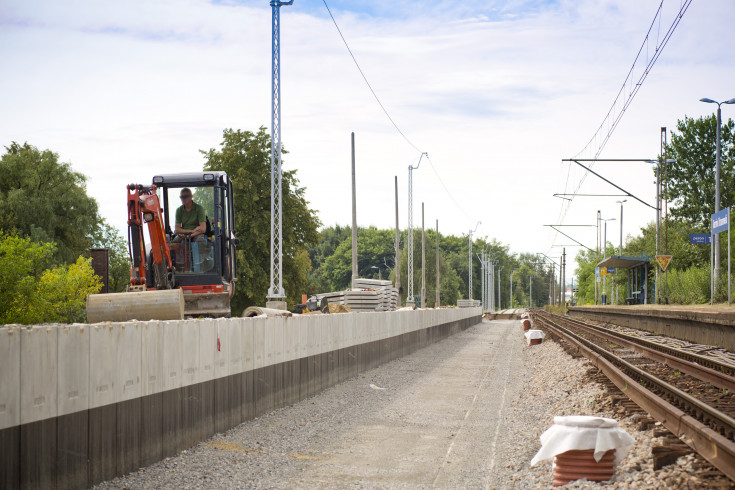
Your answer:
[321,0,476,225]
[549,0,693,252]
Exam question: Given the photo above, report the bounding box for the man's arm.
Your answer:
[176,222,206,237]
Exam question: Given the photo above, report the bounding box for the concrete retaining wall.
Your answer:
[568,305,735,351]
[0,307,481,489]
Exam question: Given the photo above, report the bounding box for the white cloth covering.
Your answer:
[531,416,635,466]
[524,329,545,341]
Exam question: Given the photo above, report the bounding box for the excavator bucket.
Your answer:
[86,289,185,323]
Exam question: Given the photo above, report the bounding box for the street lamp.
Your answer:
[468,221,481,300]
[602,218,615,304]
[700,97,735,284]
[371,265,381,280]
[616,200,626,256]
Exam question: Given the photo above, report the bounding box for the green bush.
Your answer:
[664,266,710,304]
[0,233,101,324]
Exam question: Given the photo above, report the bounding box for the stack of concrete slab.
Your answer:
[458,299,482,308]
[352,278,399,311]
[353,278,392,289]
[343,289,381,312]
[313,279,400,312]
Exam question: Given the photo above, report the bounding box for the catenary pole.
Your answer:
[267,0,294,307]
[394,176,400,295]
[436,220,440,307]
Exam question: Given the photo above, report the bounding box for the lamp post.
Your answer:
[615,200,626,305]
[371,265,381,280]
[616,200,626,256]
[497,265,503,311]
[700,97,735,286]
[468,222,481,300]
[602,218,615,304]
[510,270,514,309]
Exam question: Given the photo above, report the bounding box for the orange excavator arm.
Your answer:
[127,184,174,289]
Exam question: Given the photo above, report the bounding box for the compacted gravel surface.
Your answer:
[97,318,732,489]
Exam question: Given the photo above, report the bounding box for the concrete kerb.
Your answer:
[2,308,482,490]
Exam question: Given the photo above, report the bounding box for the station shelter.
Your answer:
[596,254,651,304]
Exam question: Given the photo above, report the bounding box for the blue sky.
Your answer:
[2,0,734,278]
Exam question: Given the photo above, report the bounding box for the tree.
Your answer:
[201,128,321,312]
[665,115,735,227]
[0,142,102,264]
[91,220,130,293]
[0,233,101,324]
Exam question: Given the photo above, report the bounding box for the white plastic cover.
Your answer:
[524,329,545,341]
[531,416,635,466]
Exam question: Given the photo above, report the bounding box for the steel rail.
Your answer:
[532,313,735,480]
[537,311,735,393]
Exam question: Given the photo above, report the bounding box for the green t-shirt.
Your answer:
[176,202,206,231]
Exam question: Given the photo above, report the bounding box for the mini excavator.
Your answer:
[87,172,238,322]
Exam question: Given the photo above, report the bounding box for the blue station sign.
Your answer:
[690,233,712,244]
[712,208,730,234]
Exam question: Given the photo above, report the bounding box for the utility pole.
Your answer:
[351,132,358,288]
[596,210,600,304]
[266,0,294,309]
[510,270,514,309]
[662,127,669,304]
[394,176,400,296]
[468,222,480,300]
[421,202,426,309]
[469,232,473,300]
[435,220,440,307]
[480,250,485,311]
[529,274,532,308]
[407,153,427,306]
[560,248,567,308]
[497,266,503,311]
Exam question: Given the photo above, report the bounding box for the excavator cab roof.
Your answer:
[152,171,229,187]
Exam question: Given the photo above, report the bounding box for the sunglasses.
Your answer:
[180,195,191,200]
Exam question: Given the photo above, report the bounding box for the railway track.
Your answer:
[532,310,735,481]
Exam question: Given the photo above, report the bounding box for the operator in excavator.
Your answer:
[172,188,206,272]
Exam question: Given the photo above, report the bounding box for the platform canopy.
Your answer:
[596,255,649,269]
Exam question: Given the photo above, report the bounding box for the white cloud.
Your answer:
[1,0,734,282]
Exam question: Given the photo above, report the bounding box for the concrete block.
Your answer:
[266,316,284,366]
[21,418,56,488]
[142,321,164,396]
[311,316,322,356]
[241,317,254,372]
[353,314,363,345]
[228,318,243,375]
[199,318,216,383]
[117,322,141,402]
[21,326,58,424]
[341,315,352,349]
[57,324,89,416]
[297,316,308,359]
[252,317,266,369]
[0,326,21,430]
[57,410,88,490]
[162,320,182,391]
[181,319,200,386]
[282,318,296,363]
[306,316,317,358]
[331,317,342,351]
[214,318,229,379]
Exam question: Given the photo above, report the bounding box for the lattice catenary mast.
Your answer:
[267,0,293,304]
[407,152,427,306]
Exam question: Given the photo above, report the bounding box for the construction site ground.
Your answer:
[97,319,727,489]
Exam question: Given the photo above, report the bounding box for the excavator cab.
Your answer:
[86,171,238,323]
[152,171,238,316]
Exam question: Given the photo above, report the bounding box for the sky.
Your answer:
[2,0,735,281]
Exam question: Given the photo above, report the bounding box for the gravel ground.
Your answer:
[97,319,734,489]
